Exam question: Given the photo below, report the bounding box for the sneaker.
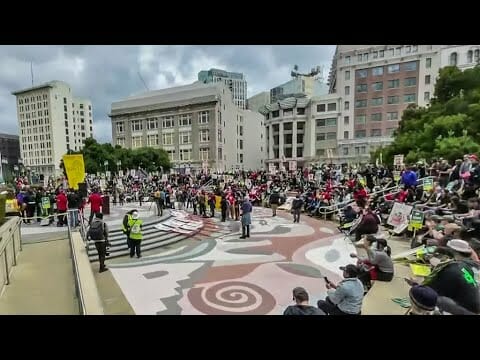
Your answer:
[99,267,109,273]
[137,255,142,258]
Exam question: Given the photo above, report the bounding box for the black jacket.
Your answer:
[283,305,325,315]
[269,193,280,205]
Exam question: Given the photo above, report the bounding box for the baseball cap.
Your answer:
[446,239,472,254]
[339,264,359,277]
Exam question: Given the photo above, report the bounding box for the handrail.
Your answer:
[0,217,22,293]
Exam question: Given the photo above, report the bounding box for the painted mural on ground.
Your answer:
[108,207,355,315]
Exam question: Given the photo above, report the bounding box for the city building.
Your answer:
[270,71,328,103]
[198,68,247,109]
[247,91,270,113]
[0,133,20,165]
[12,81,93,178]
[110,82,264,172]
[439,45,480,70]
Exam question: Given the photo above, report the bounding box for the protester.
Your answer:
[127,211,143,258]
[87,212,110,273]
[283,287,325,315]
[240,196,252,239]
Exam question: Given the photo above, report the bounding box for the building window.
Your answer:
[345,70,350,80]
[316,149,325,156]
[412,45,418,52]
[80,104,84,109]
[345,86,350,95]
[404,77,417,87]
[344,101,349,110]
[387,112,398,120]
[316,119,326,127]
[179,113,192,126]
[371,129,382,137]
[424,92,431,101]
[406,45,411,53]
[356,84,368,93]
[317,104,326,112]
[426,57,432,68]
[297,122,305,130]
[388,79,400,88]
[475,50,480,63]
[180,149,192,161]
[395,47,401,56]
[468,50,473,63]
[162,133,174,146]
[344,131,349,139]
[345,56,351,64]
[131,120,142,132]
[132,136,143,148]
[316,133,325,141]
[404,93,416,103]
[239,139,244,150]
[198,111,209,124]
[358,54,362,62]
[356,69,367,78]
[199,148,209,160]
[355,115,366,124]
[147,118,158,130]
[63,97,67,104]
[370,97,383,106]
[386,128,396,136]
[326,132,336,140]
[355,130,366,138]
[199,129,210,143]
[379,50,384,58]
[371,113,382,121]
[272,110,280,118]
[162,116,174,128]
[167,150,175,161]
[296,107,305,115]
[425,75,431,85]
[283,108,293,116]
[327,103,336,112]
[404,61,418,71]
[388,64,400,73]
[373,51,378,59]
[355,100,367,108]
[147,134,159,147]
[387,96,400,104]
[326,118,337,126]
[344,116,349,125]
[449,52,458,66]
[283,122,293,131]
[343,147,349,156]
[372,82,383,91]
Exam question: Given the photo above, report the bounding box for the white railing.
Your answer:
[0,217,22,295]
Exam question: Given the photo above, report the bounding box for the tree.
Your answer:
[373,65,480,164]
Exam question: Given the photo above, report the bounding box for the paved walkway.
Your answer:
[0,238,79,314]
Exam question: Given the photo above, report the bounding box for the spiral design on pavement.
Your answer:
[187,281,276,315]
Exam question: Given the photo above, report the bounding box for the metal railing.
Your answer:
[314,176,434,218]
[0,217,22,295]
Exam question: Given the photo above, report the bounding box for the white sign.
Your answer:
[162,174,168,182]
[327,149,334,159]
[289,161,297,171]
[202,160,208,173]
[268,164,276,174]
[130,169,136,177]
[118,170,124,177]
[105,171,111,179]
[394,155,404,166]
[245,179,252,190]
[387,202,413,233]
[185,167,191,175]
[308,174,314,181]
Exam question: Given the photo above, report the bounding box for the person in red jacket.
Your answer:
[88,188,103,225]
[56,191,68,227]
[353,184,368,208]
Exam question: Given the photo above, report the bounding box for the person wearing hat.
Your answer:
[317,264,364,315]
[283,287,326,315]
[127,211,143,258]
[407,285,438,315]
[413,239,480,314]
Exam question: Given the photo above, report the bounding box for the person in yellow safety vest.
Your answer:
[127,211,143,258]
[122,209,136,250]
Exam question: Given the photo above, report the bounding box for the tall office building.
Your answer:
[0,133,20,165]
[270,74,329,103]
[110,82,264,172]
[198,68,247,109]
[12,80,93,178]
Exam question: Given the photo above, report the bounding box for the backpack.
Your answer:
[88,220,105,241]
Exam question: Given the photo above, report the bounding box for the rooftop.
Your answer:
[0,133,19,140]
[11,80,69,96]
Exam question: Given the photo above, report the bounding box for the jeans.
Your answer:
[241,225,250,238]
[293,209,301,223]
[89,211,99,225]
[317,297,361,315]
[69,209,79,227]
[130,239,141,257]
[94,241,107,271]
[156,201,163,216]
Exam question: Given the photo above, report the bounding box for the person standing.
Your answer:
[67,189,80,228]
[240,196,252,239]
[87,212,109,273]
[269,190,280,217]
[220,195,228,222]
[88,188,103,225]
[56,190,68,227]
[209,193,216,218]
[292,194,303,223]
[128,211,143,258]
[122,209,136,250]
[154,188,164,216]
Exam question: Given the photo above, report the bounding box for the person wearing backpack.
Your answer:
[87,212,110,273]
[127,211,143,258]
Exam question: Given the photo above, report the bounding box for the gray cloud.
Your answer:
[0,45,335,143]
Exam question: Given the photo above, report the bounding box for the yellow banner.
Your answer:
[215,195,222,210]
[62,154,85,190]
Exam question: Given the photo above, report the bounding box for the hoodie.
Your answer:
[283,304,326,315]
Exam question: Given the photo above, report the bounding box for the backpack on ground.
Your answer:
[88,220,105,241]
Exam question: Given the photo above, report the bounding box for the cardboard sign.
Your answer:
[409,210,424,230]
[118,170,124,177]
[394,155,404,166]
[62,154,85,190]
[387,202,413,232]
[423,178,433,192]
[268,164,276,174]
[289,161,297,171]
[393,171,401,182]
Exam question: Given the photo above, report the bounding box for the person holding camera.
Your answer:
[87,212,110,273]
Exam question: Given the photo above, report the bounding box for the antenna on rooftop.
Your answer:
[138,71,149,91]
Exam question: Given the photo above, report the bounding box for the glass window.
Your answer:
[179,132,191,144]
[388,79,400,88]
[425,75,431,84]
[316,149,325,156]
[326,132,336,140]
[426,58,432,68]
[162,133,174,145]
[345,86,350,95]
[344,116,349,125]
[371,129,382,137]
[388,64,400,73]
[199,148,209,160]
[387,112,398,120]
[372,82,383,91]
[379,50,384,58]
[272,110,280,118]
[180,149,192,161]
[404,77,417,86]
[344,101,349,110]
[199,129,210,142]
[345,56,351,64]
[317,104,326,112]
[316,133,325,141]
[404,61,417,71]
[326,118,337,126]
[395,47,401,56]
[131,120,142,132]
[345,70,350,80]
[198,111,209,124]
[316,119,325,127]
[389,48,395,56]
[132,136,143,148]
[162,116,174,128]
[356,84,368,93]
[386,128,396,136]
[355,100,367,108]
[370,97,383,106]
[355,115,366,124]
[356,69,367,78]
[327,103,336,111]
[468,50,473,63]
[424,92,430,101]
[358,54,362,62]
[449,52,458,66]
[355,130,366,138]
[147,118,158,130]
[296,107,305,115]
[373,51,378,59]
[371,113,382,121]
[283,108,293,116]
[179,114,192,126]
[147,134,159,147]
[475,50,480,63]
[387,96,400,104]
[404,94,416,103]
[344,131,349,139]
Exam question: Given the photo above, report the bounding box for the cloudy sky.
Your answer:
[0,45,335,143]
